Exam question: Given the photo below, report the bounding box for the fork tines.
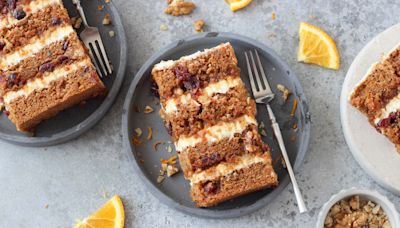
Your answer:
[85,37,112,78]
[244,50,274,102]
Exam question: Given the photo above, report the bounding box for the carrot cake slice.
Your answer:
[350,45,400,151]
[0,0,106,132]
[152,43,278,207]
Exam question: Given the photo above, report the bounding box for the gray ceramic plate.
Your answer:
[0,0,127,147]
[122,32,310,218]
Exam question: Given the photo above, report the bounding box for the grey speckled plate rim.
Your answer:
[122,32,311,219]
[0,2,127,147]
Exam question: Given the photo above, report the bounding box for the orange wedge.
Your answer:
[297,22,340,70]
[74,195,125,228]
[225,0,253,12]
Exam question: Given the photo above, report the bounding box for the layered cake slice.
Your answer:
[0,0,106,132]
[152,43,278,207]
[350,46,400,150]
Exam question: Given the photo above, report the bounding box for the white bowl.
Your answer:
[316,188,400,228]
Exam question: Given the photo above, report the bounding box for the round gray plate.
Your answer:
[0,0,127,147]
[122,33,310,218]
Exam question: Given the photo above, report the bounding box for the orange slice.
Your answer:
[225,0,253,12]
[297,22,340,70]
[74,195,125,228]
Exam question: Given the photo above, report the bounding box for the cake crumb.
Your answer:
[194,19,205,32]
[153,141,163,151]
[167,145,173,153]
[134,128,142,137]
[293,123,297,130]
[132,136,142,146]
[165,0,196,16]
[277,84,291,102]
[157,175,165,184]
[105,0,111,3]
[144,105,154,113]
[160,24,169,31]
[259,121,265,129]
[147,127,153,140]
[260,129,267,137]
[98,5,104,11]
[109,31,115,37]
[73,17,82,29]
[44,204,49,209]
[271,11,276,20]
[161,155,177,165]
[167,165,179,177]
[102,14,111,25]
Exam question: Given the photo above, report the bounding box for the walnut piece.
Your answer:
[324,196,391,228]
[165,0,196,16]
[194,19,205,32]
[277,84,291,102]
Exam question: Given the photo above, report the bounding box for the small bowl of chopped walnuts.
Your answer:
[316,188,399,228]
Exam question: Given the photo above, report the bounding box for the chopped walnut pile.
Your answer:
[165,0,196,16]
[324,196,391,228]
[194,19,205,32]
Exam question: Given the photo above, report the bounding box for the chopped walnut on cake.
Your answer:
[164,0,196,16]
[194,19,205,32]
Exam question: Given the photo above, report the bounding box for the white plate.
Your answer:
[341,23,400,194]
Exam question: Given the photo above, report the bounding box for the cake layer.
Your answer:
[162,81,256,139]
[0,0,62,30]
[0,3,69,55]
[0,25,74,69]
[190,153,278,207]
[0,33,86,97]
[174,114,257,152]
[6,63,105,132]
[152,43,239,100]
[178,125,268,178]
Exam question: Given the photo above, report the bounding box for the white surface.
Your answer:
[340,23,400,194]
[315,188,400,228]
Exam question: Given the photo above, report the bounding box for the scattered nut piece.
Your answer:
[271,11,276,20]
[167,145,173,153]
[102,14,111,25]
[160,24,169,31]
[325,196,391,228]
[44,204,49,209]
[105,0,111,3]
[144,105,154,113]
[167,165,179,177]
[132,136,142,146]
[277,84,291,102]
[161,155,177,165]
[74,17,83,29]
[259,121,265,129]
[109,30,115,37]
[194,19,205,32]
[153,140,163,151]
[291,99,298,117]
[293,123,297,130]
[260,129,267,137]
[98,5,104,11]
[157,175,165,184]
[165,0,196,16]
[147,127,153,140]
[134,128,142,137]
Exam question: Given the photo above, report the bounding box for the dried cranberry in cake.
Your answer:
[183,76,200,91]
[51,17,63,25]
[377,111,399,128]
[13,9,26,20]
[39,62,55,73]
[6,73,18,88]
[174,65,191,81]
[203,181,220,195]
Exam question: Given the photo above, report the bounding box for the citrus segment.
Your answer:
[298,22,340,70]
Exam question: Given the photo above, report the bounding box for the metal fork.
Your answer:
[245,50,307,214]
[75,0,112,77]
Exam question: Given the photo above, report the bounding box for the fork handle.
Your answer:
[266,104,308,214]
[75,0,89,27]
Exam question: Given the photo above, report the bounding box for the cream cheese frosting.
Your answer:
[0,25,74,69]
[4,58,91,104]
[174,114,257,151]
